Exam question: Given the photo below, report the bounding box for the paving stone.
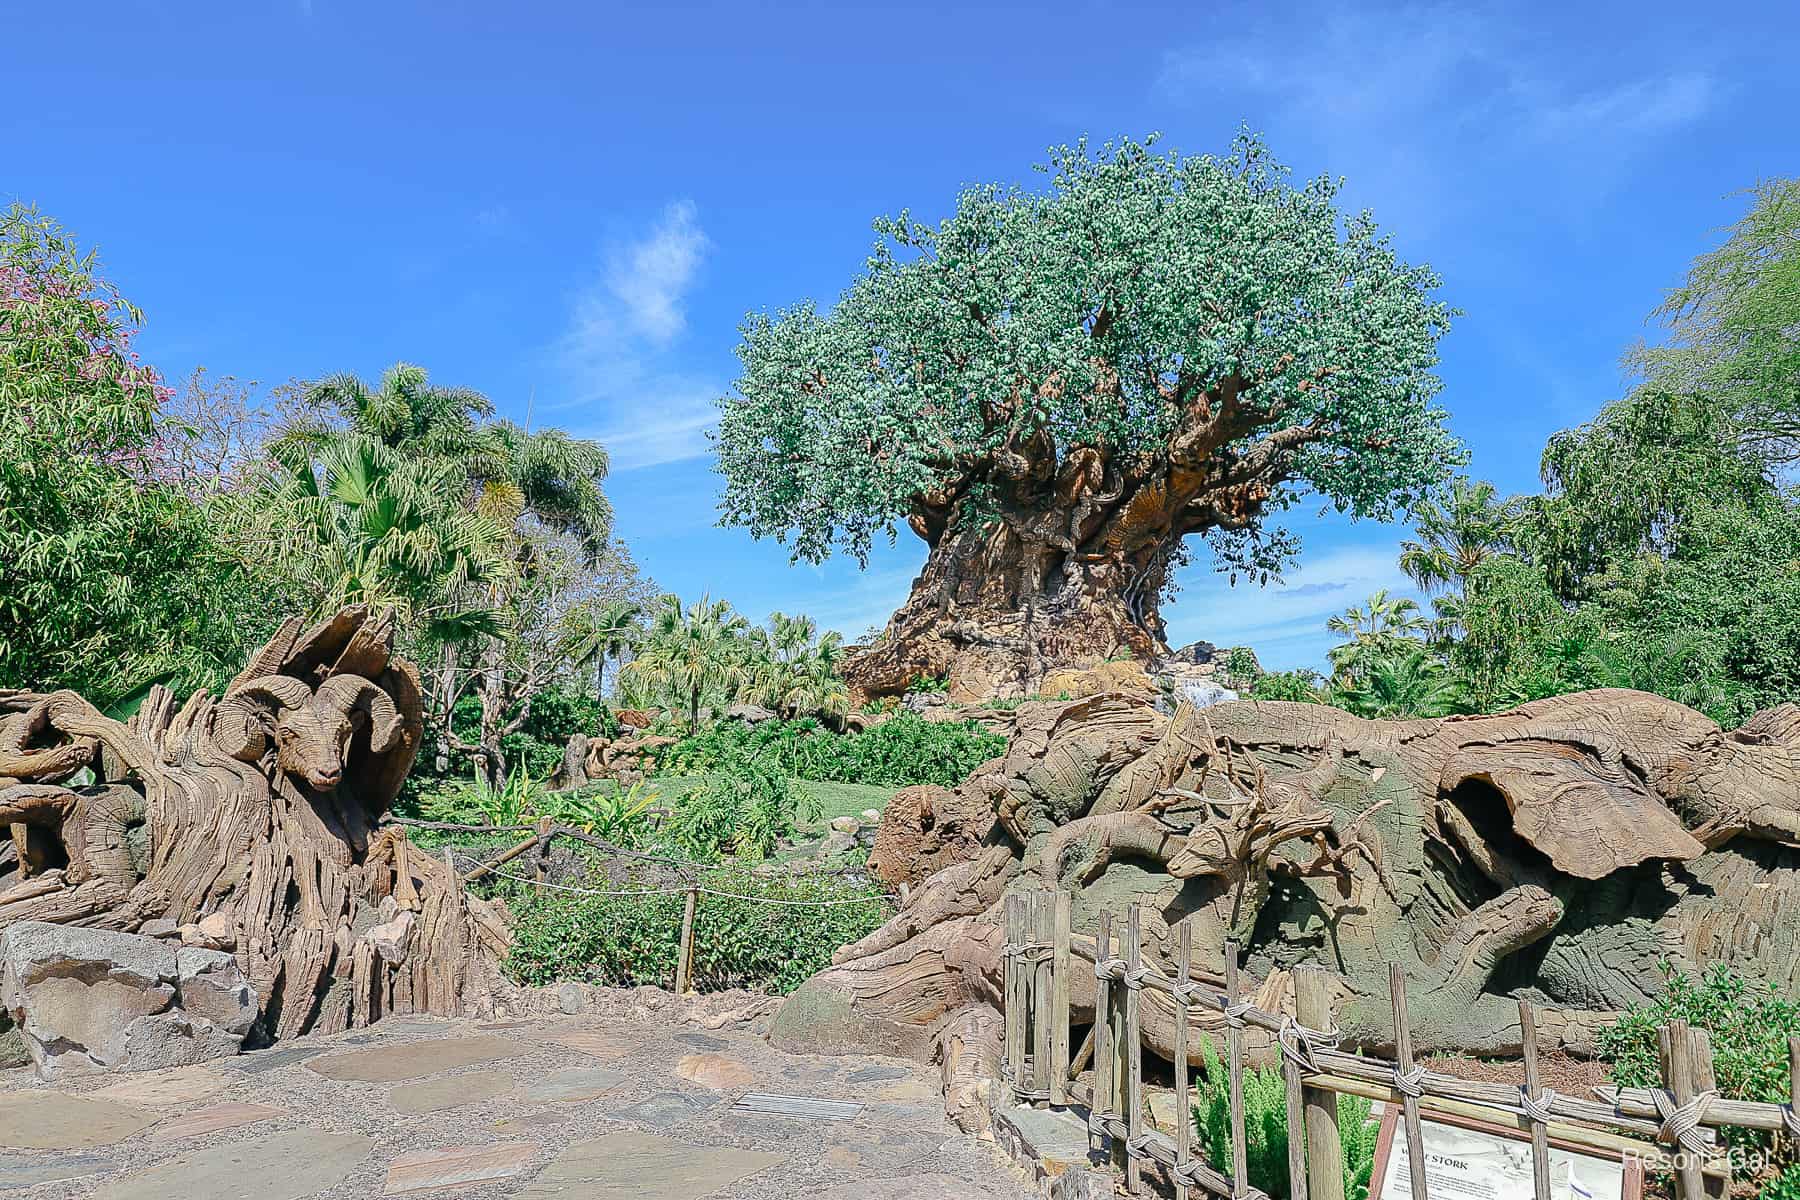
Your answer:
[608,1090,710,1129]
[92,1063,231,1106]
[547,1027,639,1060]
[0,1092,159,1149]
[230,1044,324,1074]
[674,1051,756,1091]
[814,1174,993,1199]
[305,1034,525,1083]
[382,1141,539,1194]
[819,1127,943,1171]
[379,1016,456,1036]
[846,1063,912,1084]
[521,1065,626,1102]
[492,1109,576,1132]
[672,1030,728,1050]
[153,1101,285,1139]
[0,1152,114,1189]
[875,1076,941,1102]
[517,1129,784,1199]
[89,1127,372,1200]
[478,1019,532,1030]
[389,1068,515,1114]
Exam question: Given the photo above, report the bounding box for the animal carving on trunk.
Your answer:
[0,607,511,1039]
[772,689,1800,1132]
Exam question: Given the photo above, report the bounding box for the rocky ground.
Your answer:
[0,1007,1035,1199]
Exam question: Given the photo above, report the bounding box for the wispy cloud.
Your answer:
[1156,4,1717,226]
[603,201,707,344]
[556,201,719,470]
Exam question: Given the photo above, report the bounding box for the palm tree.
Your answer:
[1332,646,1465,719]
[1326,588,1428,677]
[1398,477,1516,639]
[622,594,753,728]
[561,597,643,701]
[233,436,512,630]
[745,612,850,720]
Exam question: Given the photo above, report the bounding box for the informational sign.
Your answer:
[1371,1105,1643,1200]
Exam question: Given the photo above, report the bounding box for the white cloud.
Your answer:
[556,201,719,470]
[603,201,708,344]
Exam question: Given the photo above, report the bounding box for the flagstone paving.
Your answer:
[0,1008,1036,1198]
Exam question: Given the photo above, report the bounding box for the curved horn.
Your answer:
[215,675,313,760]
[317,675,404,753]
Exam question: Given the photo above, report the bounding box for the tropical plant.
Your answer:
[560,597,643,701]
[539,780,660,847]
[0,203,269,700]
[1331,645,1464,719]
[1325,589,1429,680]
[664,759,819,861]
[717,132,1459,700]
[621,594,754,728]
[1193,1038,1379,1200]
[745,612,851,721]
[654,712,1006,789]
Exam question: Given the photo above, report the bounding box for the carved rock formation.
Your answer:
[773,689,1800,1128]
[0,607,511,1040]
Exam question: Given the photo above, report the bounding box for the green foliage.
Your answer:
[539,781,660,848]
[1193,1039,1378,1200]
[1760,1164,1800,1200]
[908,675,950,695]
[655,712,1005,789]
[664,758,820,861]
[718,132,1458,578]
[1249,670,1327,703]
[423,762,548,827]
[0,204,269,698]
[505,866,890,993]
[1597,963,1800,1152]
[1330,645,1465,719]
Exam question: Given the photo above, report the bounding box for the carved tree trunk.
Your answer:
[0,607,511,1040]
[841,417,1294,702]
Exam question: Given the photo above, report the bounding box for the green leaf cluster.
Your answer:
[505,865,891,994]
[654,712,1006,789]
[1192,1038,1379,1200]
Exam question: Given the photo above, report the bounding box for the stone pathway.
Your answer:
[0,1011,1034,1198]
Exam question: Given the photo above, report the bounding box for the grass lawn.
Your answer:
[642,775,896,831]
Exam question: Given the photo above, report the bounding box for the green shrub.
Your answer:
[1596,963,1800,1153]
[664,759,820,861]
[655,713,1004,789]
[1762,1164,1800,1200]
[1193,1039,1378,1200]
[1249,669,1328,703]
[505,866,891,993]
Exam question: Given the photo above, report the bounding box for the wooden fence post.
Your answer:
[1173,921,1193,1200]
[533,815,552,896]
[1660,1021,1705,1200]
[1033,891,1054,1101]
[1296,965,1344,1200]
[1124,904,1145,1195]
[674,884,698,994]
[1051,891,1072,1105]
[1691,1029,1730,1200]
[1093,910,1116,1158]
[1005,894,1025,1100]
[1390,964,1429,1200]
[1519,999,1553,1200]
[1226,941,1248,1198]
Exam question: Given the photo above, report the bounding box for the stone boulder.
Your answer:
[0,920,257,1079]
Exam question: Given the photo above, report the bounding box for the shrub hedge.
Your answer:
[505,866,891,994]
[654,712,1005,789]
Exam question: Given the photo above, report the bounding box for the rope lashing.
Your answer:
[1173,982,1207,1006]
[1125,1133,1159,1156]
[1095,956,1128,982]
[1784,1102,1800,1140]
[1123,964,1155,990]
[1393,1064,1428,1099]
[1217,996,1256,1028]
[1520,1086,1560,1125]
[1651,1088,1719,1155]
[1275,1015,1341,1072]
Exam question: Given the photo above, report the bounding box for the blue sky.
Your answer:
[8,2,1797,670]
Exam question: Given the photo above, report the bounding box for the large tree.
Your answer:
[717,135,1458,699]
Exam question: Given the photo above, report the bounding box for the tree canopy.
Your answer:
[717,133,1460,582]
